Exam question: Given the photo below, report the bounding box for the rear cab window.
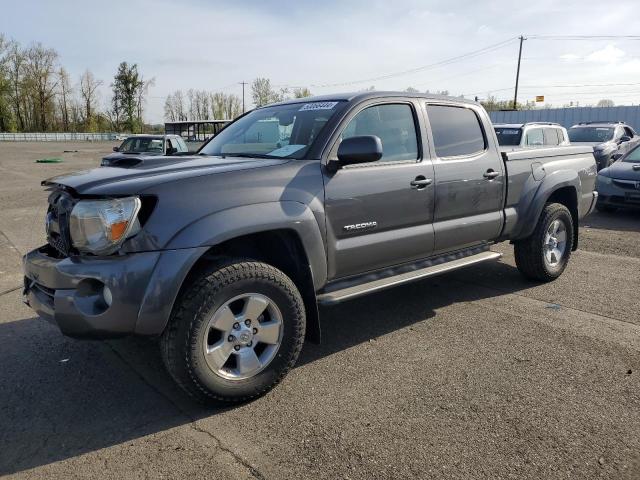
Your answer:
[494,127,523,146]
[525,128,544,146]
[543,128,560,146]
[426,104,486,157]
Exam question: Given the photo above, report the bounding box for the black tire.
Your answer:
[595,202,617,213]
[514,203,574,282]
[161,259,305,405]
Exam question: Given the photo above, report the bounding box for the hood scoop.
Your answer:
[105,156,144,168]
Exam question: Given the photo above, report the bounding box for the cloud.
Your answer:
[585,44,625,64]
[559,54,581,62]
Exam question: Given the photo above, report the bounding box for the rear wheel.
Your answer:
[161,259,306,404]
[514,203,574,282]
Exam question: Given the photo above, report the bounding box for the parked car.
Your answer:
[568,121,640,171]
[101,134,190,166]
[23,92,597,404]
[595,144,640,212]
[494,122,569,148]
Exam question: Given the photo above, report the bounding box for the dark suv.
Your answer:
[568,121,640,170]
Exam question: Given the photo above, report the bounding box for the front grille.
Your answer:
[46,189,76,257]
[612,179,640,190]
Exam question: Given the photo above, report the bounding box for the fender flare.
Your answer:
[165,201,327,289]
[512,169,580,241]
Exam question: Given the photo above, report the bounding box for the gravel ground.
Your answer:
[0,142,639,479]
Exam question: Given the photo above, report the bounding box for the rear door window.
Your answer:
[426,105,486,157]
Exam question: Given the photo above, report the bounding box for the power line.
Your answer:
[309,37,519,88]
[465,82,640,97]
[527,34,640,40]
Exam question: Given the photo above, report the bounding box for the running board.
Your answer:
[317,251,502,305]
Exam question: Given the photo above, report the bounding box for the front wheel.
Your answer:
[514,203,574,282]
[161,259,306,404]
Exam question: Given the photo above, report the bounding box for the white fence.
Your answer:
[0,132,120,142]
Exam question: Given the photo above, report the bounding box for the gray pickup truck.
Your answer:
[23,92,597,404]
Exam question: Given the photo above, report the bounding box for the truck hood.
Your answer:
[600,161,640,181]
[43,155,290,195]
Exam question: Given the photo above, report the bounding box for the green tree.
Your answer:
[293,87,312,98]
[597,99,614,108]
[111,62,142,132]
[251,77,288,106]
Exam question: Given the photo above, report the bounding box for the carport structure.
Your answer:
[164,120,231,141]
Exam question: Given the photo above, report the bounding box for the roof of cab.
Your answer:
[263,91,479,108]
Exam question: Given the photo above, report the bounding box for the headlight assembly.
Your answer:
[69,197,141,255]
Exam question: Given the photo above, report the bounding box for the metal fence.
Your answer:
[488,106,640,130]
[0,132,119,142]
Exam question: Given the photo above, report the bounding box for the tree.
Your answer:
[57,67,72,131]
[597,99,614,108]
[164,90,187,122]
[251,77,287,107]
[211,92,242,119]
[111,62,143,132]
[23,43,59,131]
[135,75,155,132]
[79,69,103,130]
[404,87,419,93]
[293,87,312,98]
[0,34,13,131]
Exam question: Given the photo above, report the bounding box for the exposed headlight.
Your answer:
[69,197,141,255]
[597,175,612,185]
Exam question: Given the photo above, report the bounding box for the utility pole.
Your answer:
[239,81,247,113]
[513,35,526,110]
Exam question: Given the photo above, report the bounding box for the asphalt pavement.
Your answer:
[0,142,639,479]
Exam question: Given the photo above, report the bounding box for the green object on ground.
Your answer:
[35,158,63,163]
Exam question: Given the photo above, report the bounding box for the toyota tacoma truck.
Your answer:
[23,92,598,404]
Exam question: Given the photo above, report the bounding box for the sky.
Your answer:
[2,0,640,123]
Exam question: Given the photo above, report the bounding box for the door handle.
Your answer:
[483,170,500,179]
[410,177,433,189]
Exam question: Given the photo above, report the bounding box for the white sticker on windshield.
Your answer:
[299,102,338,111]
[269,144,306,157]
[500,129,520,135]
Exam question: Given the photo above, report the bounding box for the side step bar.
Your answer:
[317,251,502,305]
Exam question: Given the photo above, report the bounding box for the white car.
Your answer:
[494,122,570,148]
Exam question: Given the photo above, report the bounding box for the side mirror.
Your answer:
[336,135,383,167]
[619,135,631,143]
[611,152,623,161]
[112,146,120,152]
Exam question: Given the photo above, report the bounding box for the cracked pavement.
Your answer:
[0,142,639,479]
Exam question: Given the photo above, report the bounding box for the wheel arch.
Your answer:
[145,202,326,343]
[513,170,580,250]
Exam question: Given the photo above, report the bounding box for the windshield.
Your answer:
[119,137,164,153]
[568,127,614,143]
[199,101,347,159]
[623,146,640,163]
[494,127,522,146]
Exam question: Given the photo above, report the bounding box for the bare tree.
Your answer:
[57,67,72,131]
[0,35,13,131]
[597,99,614,108]
[7,41,25,130]
[24,43,59,131]
[211,92,242,120]
[79,69,102,130]
[136,75,155,132]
